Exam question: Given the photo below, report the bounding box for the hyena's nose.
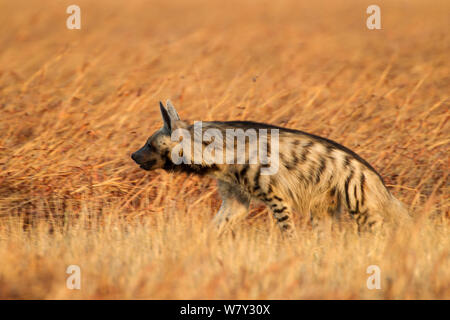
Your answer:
[131,152,138,162]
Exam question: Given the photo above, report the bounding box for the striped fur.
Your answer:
[131,101,409,237]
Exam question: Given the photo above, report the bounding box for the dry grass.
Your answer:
[0,0,449,299]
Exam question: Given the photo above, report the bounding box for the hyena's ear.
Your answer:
[165,100,187,131]
[166,100,180,122]
[159,101,172,133]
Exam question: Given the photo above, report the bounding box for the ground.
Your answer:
[0,0,448,299]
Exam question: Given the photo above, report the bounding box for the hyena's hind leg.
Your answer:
[309,187,343,231]
[212,180,250,233]
[350,209,383,233]
[342,172,384,233]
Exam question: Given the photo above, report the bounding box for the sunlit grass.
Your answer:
[0,0,448,299]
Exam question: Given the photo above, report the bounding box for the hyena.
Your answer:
[131,101,409,237]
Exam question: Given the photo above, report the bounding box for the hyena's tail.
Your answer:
[365,172,411,228]
[383,193,411,227]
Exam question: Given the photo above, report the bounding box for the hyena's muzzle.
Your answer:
[131,145,159,171]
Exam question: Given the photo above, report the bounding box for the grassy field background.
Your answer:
[0,0,448,299]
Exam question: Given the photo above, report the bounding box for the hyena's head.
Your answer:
[131,100,185,171]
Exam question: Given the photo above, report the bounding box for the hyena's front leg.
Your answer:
[263,196,297,238]
[212,180,250,233]
[254,188,296,238]
[252,174,296,238]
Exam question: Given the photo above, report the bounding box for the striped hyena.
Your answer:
[131,101,409,237]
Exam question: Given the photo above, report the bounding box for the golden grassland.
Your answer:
[0,0,448,299]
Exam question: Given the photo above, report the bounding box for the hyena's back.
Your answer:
[201,121,409,232]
